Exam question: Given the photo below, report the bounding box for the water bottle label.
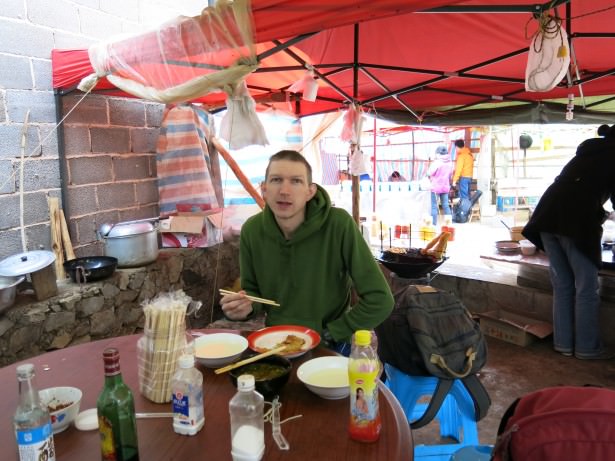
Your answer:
[172,392,190,418]
[16,423,56,461]
[173,389,204,426]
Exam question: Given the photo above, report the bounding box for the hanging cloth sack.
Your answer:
[525,15,570,92]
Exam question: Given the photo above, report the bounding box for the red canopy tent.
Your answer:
[52,0,615,125]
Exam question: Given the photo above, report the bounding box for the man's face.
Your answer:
[261,159,317,224]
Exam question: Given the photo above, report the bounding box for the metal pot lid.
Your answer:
[107,222,155,238]
[0,250,56,277]
[0,275,25,289]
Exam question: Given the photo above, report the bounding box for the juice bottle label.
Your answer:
[348,359,381,441]
[16,423,56,461]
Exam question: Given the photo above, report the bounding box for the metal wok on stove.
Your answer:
[63,256,118,283]
[377,251,447,279]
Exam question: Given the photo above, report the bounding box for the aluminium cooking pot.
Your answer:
[0,275,25,312]
[100,219,159,268]
[63,256,118,283]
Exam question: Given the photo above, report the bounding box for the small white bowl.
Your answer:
[297,356,350,400]
[39,386,82,434]
[519,239,537,255]
[194,332,249,368]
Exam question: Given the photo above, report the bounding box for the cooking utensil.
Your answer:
[101,219,159,267]
[0,250,56,277]
[214,345,286,374]
[499,219,511,231]
[63,256,118,283]
[218,289,280,307]
[0,275,25,312]
[377,253,446,279]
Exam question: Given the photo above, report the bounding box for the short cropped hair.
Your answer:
[454,139,465,148]
[266,150,313,184]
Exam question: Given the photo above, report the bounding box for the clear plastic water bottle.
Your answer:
[229,374,265,461]
[171,354,204,436]
[348,330,382,442]
[13,363,56,461]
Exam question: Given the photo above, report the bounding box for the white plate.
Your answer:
[247,325,320,359]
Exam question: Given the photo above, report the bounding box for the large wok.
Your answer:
[63,256,118,283]
[377,251,446,279]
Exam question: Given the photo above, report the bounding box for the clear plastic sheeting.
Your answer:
[79,0,257,104]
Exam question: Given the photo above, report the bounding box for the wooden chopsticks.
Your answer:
[214,345,287,374]
[218,289,280,307]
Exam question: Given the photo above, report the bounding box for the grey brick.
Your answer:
[100,0,139,22]
[0,92,6,122]
[32,59,52,91]
[0,0,26,19]
[91,127,130,153]
[18,159,61,191]
[0,229,23,260]
[131,127,159,153]
[97,183,136,210]
[0,125,38,159]
[145,103,164,127]
[40,125,59,158]
[71,0,100,8]
[62,95,108,125]
[0,194,19,229]
[0,54,33,90]
[6,90,56,124]
[148,156,157,176]
[27,0,80,33]
[135,179,159,205]
[118,204,159,223]
[113,156,153,181]
[66,185,97,217]
[74,214,103,245]
[25,223,52,252]
[109,99,146,127]
[68,156,113,185]
[53,31,95,50]
[74,241,104,258]
[63,126,91,157]
[0,19,54,59]
[79,8,123,40]
[23,192,60,226]
[0,160,15,193]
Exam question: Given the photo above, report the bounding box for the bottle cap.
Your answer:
[16,363,34,379]
[237,374,255,391]
[355,330,371,346]
[178,354,195,369]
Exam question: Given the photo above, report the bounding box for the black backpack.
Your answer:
[376,285,491,428]
[453,190,482,223]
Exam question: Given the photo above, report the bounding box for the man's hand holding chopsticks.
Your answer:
[220,290,254,320]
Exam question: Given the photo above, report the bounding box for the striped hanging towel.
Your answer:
[156,105,219,217]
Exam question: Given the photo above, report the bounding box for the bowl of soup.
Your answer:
[194,333,249,368]
[229,354,292,398]
[297,356,350,400]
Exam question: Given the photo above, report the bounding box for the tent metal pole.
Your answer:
[351,23,360,225]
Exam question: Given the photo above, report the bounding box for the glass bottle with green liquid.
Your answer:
[97,347,140,461]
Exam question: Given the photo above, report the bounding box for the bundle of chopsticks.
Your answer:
[218,288,280,307]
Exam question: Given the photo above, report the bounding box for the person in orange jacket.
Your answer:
[451,139,474,200]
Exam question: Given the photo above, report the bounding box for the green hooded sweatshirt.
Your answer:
[240,185,394,343]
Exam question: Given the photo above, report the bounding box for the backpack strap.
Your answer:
[461,374,491,421]
[430,347,477,379]
[410,378,453,429]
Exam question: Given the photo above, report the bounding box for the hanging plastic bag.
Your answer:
[220,80,269,149]
[288,66,319,102]
[341,105,364,143]
[525,16,570,92]
[349,144,370,176]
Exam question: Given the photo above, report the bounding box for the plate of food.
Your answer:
[247,325,321,359]
[495,240,521,253]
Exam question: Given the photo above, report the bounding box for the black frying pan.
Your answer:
[63,256,118,283]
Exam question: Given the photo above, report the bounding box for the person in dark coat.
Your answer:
[522,125,615,360]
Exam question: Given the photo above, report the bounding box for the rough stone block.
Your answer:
[131,127,159,153]
[0,194,22,230]
[0,124,39,158]
[0,160,15,193]
[6,89,56,124]
[113,155,153,181]
[97,182,136,209]
[109,98,146,127]
[91,127,130,153]
[91,308,117,336]
[63,125,91,157]
[19,159,61,191]
[63,96,108,125]
[0,54,33,89]
[0,19,54,58]
[32,58,52,91]
[77,296,104,317]
[68,156,113,185]
[135,179,159,205]
[44,311,76,332]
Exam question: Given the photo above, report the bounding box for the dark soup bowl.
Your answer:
[229,354,292,398]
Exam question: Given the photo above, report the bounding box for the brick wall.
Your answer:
[0,0,205,261]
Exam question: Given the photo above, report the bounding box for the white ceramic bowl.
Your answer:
[194,332,249,368]
[519,239,537,256]
[39,386,82,434]
[297,356,350,400]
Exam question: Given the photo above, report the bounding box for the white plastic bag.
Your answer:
[525,18,570,92]
[220,81,269,149]
[349,145,370,176]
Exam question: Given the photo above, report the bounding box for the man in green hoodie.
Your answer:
[220,150,394,348]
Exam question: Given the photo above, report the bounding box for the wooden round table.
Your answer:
[1,330,413,460]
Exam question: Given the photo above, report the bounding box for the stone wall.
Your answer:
[0,241,239,367]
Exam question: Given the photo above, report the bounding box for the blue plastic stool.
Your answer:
[449,445,493,460]
[384,363,480,461]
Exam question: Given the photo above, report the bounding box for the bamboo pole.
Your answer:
[48,196,65,279]
[60,210,75,261]
[211,137,265,209]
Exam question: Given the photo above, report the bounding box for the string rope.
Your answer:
[263,400,303,426]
